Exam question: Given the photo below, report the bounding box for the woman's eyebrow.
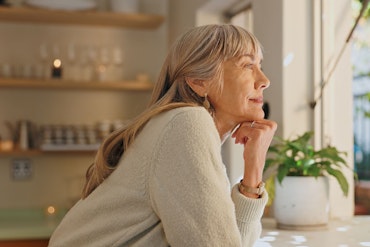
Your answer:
[241,54,254,59]
[239,54,255,62]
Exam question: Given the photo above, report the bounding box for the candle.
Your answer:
[46,206,56,215]
[52,59,63,78]
[45,205,58,223]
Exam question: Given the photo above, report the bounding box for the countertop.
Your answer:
[1,209,369,245]
[256,216,370,247]
[0,208,66,241]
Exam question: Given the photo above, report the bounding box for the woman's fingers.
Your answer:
[231,119,277,164]
[232,120,277,145]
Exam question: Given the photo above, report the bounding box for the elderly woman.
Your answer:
[49,24,277,247]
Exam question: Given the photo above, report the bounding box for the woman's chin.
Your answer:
[240,115,264,123]
[250,111,265,121]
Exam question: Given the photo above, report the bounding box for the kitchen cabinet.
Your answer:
[0,5,164,156]
[0,0,166,214]
[0,5,163,90]
[0,78,154,156]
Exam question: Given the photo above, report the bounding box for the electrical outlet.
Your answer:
[11,159,32,180]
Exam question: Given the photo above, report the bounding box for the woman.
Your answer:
[49,24,277,247]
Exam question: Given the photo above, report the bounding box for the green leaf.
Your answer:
[277,166,289,184]
[326,166,349,196]
[307,165,322,177]
[264,130,352,197]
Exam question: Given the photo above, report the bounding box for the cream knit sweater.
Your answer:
[49,107,268,247]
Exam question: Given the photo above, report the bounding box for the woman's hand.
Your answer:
[231,119,277,195]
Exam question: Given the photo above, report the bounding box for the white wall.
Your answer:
[320,0,354,219]
[168,0,208,45]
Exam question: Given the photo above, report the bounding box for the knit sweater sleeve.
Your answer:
[148,107,267,247]
[231,184,268,246]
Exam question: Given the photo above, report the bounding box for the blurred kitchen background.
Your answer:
[0,0,170,211]
[0,0,369,245]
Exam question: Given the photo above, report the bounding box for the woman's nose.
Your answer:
[256,69,270,90]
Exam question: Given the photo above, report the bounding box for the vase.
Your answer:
[273,176,330,230]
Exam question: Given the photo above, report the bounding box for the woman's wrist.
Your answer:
[238,179,265,198]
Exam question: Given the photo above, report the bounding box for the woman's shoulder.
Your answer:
[144,106,217,141]
[157,106,215,131]
[160,106,210,120]
[161,106,219,140]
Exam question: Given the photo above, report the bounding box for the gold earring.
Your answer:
[203,93,210,110]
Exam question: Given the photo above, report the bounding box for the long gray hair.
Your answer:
[82,24,263,198]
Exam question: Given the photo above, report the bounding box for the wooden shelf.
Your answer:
[0,6,164,29]
[0,149,96,156]
[0,78,154,91]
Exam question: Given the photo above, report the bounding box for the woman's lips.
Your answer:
[249,97,264,104]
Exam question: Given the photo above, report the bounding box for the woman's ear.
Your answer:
[185,77,209,96]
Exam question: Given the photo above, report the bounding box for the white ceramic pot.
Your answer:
[110,0,139,13]
[273,176,330,230]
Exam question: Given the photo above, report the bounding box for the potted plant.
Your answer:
[264,131,351,230]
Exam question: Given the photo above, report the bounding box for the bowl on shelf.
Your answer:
[24,0,97,11]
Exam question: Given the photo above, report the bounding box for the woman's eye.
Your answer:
[244,64,254,69]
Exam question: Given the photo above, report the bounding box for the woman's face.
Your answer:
[209,53,270,133]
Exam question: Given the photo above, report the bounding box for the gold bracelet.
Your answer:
[239,179,265,197]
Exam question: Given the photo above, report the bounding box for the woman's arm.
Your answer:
[148,108,268,246]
